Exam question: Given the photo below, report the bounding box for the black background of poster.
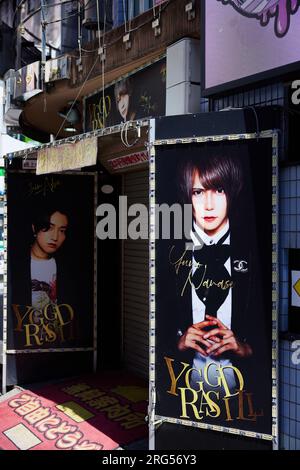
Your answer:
[155,139,273,435]
[84,58,166,132]
[7,172,95,353]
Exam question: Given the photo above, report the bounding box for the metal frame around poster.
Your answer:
[148,130,279,449]
[2,169,98,395]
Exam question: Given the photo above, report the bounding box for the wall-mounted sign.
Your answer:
[36,137,97,174]
[152,133,278,441]
[107,151,148,171]
[84,58,166,132]
[291,270,300,307]
[202,0,300,95]
[14,61,42,101]
[289,249,300,333]
[22,157,37,170]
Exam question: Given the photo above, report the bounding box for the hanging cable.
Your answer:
[55,54,100,140]
[152,0,162,22]
[77,0,82,64]
[122,0,128,33]
[80,0,171,52]
[96,0,102,52]
[120,121,141,148]
[41,0,47,113]
[16,0,75,26]
[96,0,108,128]
[128,0,133,32]
[12,0,28,23]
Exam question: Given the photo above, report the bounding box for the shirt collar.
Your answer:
[191,220,230,247]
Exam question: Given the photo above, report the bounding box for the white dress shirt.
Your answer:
[189,221,237,394]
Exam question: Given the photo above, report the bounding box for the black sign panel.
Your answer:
[7,173,95,352]
[154,138,274,436]
[84,58,166,131]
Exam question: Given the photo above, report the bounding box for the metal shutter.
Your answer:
[123,169,149,379]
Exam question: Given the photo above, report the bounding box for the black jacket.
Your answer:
[155,228,272,434]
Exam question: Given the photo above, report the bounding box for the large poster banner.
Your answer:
[152,134,277,439]
[203,0,300,95]
[7,172,95,353]
[84,58,166,132]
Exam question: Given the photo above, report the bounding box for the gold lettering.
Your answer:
[204,362,222,389]
[246,392,264,419]
[218,365,244,398]
[24,324,42,346]
[204,391,221,418]
[223,397,234,421]
[43,323,57,343]
[237,390,256,421]
[54,304,74,326]
[169,246,193,275]
[185,367,203,391]
[12,304,33,331]
[179,387,201,420]
[164,357,190,396]
[44,304,57,322]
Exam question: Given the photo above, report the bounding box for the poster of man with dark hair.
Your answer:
[85,58,166,131]
[6,172,95,384]
[154,138,275,436]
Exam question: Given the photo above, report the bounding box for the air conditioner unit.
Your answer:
[3,70,22,127]
[166,37,201,116]
[45,56,71,83]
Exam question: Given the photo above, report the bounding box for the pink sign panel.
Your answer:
[0,373,148,450]
[204,0,300,94]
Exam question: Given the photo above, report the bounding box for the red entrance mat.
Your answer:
[0,371,148,450]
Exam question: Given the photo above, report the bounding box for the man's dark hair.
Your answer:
[32,204,69,235]
[179,151,243,215]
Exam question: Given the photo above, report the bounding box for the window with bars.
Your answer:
[124,0,154,20]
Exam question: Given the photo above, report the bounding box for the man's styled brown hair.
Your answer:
[179,149,243,215]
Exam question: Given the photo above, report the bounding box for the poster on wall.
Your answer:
[203,0,300,95]
[7,172,95,355]
[153,136,276,437]
[84,58,166,132]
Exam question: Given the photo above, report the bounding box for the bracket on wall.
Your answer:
[185,1,195,21]
[123,33,131,51]
[98,46,106,62]
[152,18,161,37]
[76,58,83,72]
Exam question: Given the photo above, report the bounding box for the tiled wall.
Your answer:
[205,83,300,449]
[279,165,300,449]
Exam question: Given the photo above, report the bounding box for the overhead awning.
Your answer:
[0,133,34,164]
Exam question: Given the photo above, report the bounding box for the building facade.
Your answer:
[1,0,300,450]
